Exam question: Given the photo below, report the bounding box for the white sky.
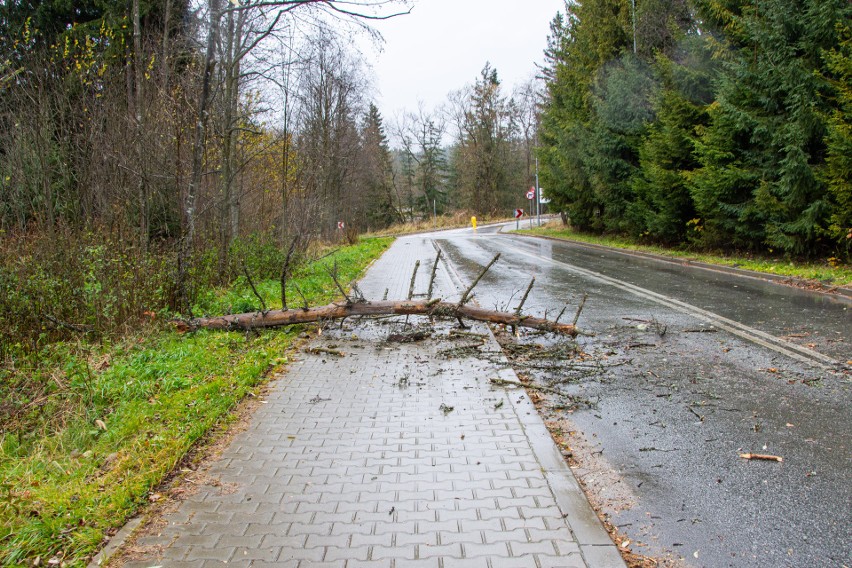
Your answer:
[359,0,565,119]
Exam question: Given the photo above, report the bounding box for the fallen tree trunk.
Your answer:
[175,299,579,336]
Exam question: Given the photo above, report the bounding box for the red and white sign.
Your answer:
[337,221,345,230]
[526,188,535,200]
[514,209,524,219]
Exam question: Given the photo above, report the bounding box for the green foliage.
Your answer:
[0,237,391,566]
[821,23,852,256]
[362,104,401,228]
[689,0,850,256]
[0,229,299,359]
[630,41,715,243]
[539,0,851,258]
[452,63,522,216]
[587,54,657,233]
[538,0,634,231]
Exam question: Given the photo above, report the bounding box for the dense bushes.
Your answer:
[0,228,294,358]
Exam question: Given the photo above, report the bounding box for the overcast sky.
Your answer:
[358,0,565,119]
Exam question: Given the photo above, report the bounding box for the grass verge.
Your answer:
[0,237,391,567]
[520,223,852,287]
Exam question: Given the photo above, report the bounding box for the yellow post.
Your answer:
[471,216,477,230]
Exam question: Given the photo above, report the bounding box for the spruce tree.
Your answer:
[821,23,852,257]
[361,104,399,228]
[631,38,716,243]
[691,0,850,255]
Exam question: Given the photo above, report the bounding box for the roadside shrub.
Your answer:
[0,227,294,358]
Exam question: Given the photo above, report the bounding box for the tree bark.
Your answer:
[176,0,222,313]
[176,299,579,336]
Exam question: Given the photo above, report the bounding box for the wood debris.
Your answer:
[739,453,783,462]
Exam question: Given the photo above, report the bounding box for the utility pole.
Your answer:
[535,156,541,227]
[632,0,637,54]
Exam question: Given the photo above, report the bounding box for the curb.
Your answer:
[86,516,143,568]
[507,231,852,301]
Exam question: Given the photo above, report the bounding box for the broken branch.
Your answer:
[739,453,783,462]
[327,261,352,304]
[280,236,299,310]
[408,260,421,300]
[458,253,500,307]
[489,377,586,404]
[515,278,536,316]
[242,261,267,313]
[572,294,587,327]
[306,347,345,357]
[427,249,442,300]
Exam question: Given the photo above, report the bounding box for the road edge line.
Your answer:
[508,231,852,300]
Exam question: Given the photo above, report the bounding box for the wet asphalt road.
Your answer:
[428,224,851,568]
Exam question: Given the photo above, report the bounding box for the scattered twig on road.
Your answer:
[687,406,705,422]
[490,377,589,405]
[739,453,783,462]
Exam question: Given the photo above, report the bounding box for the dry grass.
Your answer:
[363,211,513,238]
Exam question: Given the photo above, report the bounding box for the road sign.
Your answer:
[526,188,535,200]
[337,221,345,230]
[515,209,524,219]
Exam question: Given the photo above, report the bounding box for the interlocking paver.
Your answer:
[98,236,624,568]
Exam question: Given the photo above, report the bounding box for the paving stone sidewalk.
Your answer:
[102,236,624,568]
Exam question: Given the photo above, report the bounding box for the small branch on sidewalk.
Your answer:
[306,346,346,357]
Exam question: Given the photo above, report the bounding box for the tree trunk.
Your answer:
[176,299,580,336]
[177,0,222,313]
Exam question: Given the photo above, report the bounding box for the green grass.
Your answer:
[0,237,391,567]
[520,225,852,286]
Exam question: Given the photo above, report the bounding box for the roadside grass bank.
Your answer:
[362,211,512,238]
[0,237,391,568]
[520,222,852,287]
